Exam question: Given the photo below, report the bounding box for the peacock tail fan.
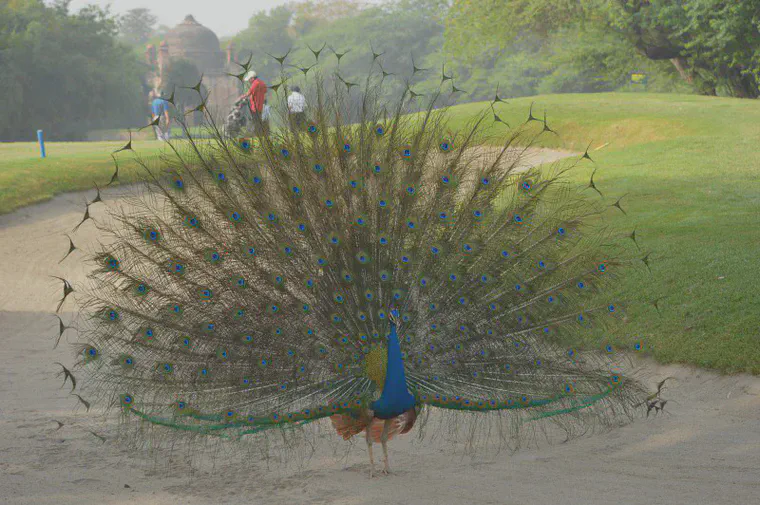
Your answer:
[62,52,650,461]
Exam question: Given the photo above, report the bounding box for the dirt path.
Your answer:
[0,149,758,505]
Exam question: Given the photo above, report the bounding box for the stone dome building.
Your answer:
[145,15,239,124]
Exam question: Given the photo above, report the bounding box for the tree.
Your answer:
[118,8,157,46]
[445,0,760,98]
[232,6,295,81]
[0,0,146,141]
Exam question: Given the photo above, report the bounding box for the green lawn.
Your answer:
[0,140,165,214]
[454,92,760,374]
[1,92,758,372]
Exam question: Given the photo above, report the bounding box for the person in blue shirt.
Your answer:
[151,91,171,141]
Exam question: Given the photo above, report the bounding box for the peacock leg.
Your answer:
[380,419,392,475]
[366,425,375,478]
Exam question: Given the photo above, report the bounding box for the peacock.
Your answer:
[53,47,654,477]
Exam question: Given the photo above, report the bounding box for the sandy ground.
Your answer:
[1,148,758,505]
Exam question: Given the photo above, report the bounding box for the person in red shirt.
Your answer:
[238,71,267,132]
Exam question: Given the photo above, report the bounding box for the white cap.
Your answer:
[244,70,257,81]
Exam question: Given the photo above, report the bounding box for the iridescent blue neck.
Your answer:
[371,323,416,419]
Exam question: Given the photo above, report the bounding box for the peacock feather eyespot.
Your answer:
[267,212,277,222]
[281,148,290,158]
[230,211,243,222]
[406,186,416,195]
[313,163,324,174]
[379,235,389,246]
[373,164,382,174]
[441,175,450,184]
[539,260,546,268]
[305,278,315,288]
[181,336,191,348]
[239,139,251,150]
[439,139,452,152]
[463,243,473,253]
[449,273,458,281]
[134,283,149,296]
[379,199,387,208]
[184,216,199,228]
[308,122,318,134]
[160,362,174,374]
[217,348,229,360]
[144,228,161,241]
[402,146,412,158]
[481,177,489,186]
[473,209,483,218]
[458,297,468,305]
[205,322,216,331]
[104,255,119,271]
[598,263,607,272]
[120,394,134,408]
[325,199,334,208]
[242,334,254,344]
[377,309,387,319]
[501,250,509,258]
[199,367,209,377]
[83,346,98,361]
[565,384,575,394]
[246,246,256,256]
[332,313,342,323]
[356,251,370,264]
[429,303,437,311]
[521,180,532,192]
[173,177,184,190]
[252,176,262,185]
[605,344,614,354]
[216,171,226,182]
[513,215,523,224]
[633,341,643,351]
[401,254,411,263]
[350,180,359,188]
[235,277,247,288]
[557,227,566,236]
[292,186,302,196]
[375,124,385,136]
[577,281,586,289]
[515,284,522,291]
[608,304,616,312]
[200,287,213,300]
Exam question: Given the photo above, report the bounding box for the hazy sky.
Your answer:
[64,0,295,37]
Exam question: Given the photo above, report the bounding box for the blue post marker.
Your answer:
[37,130,46,158]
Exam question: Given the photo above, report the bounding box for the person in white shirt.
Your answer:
[287,86,307,129]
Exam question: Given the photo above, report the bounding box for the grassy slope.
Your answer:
[0,141,165,214]
[1,92,758,372]
[452,93,760,373]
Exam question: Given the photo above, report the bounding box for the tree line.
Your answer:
[1,0,757,141]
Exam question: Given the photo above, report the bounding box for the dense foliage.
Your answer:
[446,0,760,98]
[0,0,145,141]
[1,0,756,141]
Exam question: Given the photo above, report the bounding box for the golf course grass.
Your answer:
[1,92,758,373]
